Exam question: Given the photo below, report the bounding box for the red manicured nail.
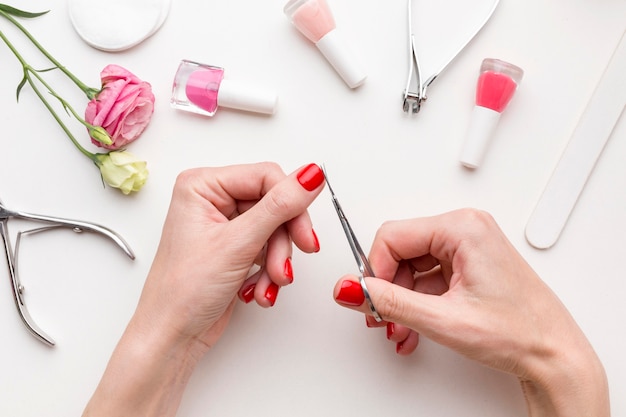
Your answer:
[297,163,324,191]
[312,229,320,253]
[386,322,395,340]
[396,341,404,354]
[284,258,293,283]
[241,284,256,304]
[265,283,280,307]
[335,280,364,306]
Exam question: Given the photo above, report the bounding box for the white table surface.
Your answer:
[1,0,624,416]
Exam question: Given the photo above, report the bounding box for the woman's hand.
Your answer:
[333,208,609,417]
[138,162,325,350]
[83,162,325,417]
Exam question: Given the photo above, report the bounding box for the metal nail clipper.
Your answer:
[0,198,134,346]
[322,166,382,322]
[402,0,500,113]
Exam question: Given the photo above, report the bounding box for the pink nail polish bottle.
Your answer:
[460,58,524,168]
[171,60,278,117]
[284,0,366,88]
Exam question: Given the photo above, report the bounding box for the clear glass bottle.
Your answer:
[171,60,277,117]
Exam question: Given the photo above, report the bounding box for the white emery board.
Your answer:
[525,30,626,249]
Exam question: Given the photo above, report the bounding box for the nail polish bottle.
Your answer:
[171,60,278,117]
[460,58,524,168]
[284,0,366,88]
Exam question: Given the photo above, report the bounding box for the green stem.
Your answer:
[0,28,96,161]
[0,9,99,99]
[27,71,96,160]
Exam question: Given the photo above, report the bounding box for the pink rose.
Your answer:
[86,64,155,150]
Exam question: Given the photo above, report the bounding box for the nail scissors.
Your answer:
[322,167,382,322]
[0,198,135,346]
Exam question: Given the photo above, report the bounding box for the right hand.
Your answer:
[333,209,609,417]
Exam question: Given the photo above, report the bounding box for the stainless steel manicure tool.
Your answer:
[0,198,135,346]
[402,0,500,113]
[322,166,382,322]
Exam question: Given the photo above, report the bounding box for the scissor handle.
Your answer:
[12,209,135,259]
[1,220,56,345]
[0,201,135,346]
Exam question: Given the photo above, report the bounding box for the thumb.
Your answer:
[234,163,325,247]
[333,275,447,336]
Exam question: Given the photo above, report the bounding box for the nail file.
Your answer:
[525,31,626,249]
[68,0,172,52]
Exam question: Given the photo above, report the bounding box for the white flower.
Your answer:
[95,151,148,195]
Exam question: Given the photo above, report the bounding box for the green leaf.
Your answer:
[59,100,71,116]
[35,66,58,73]
[15,74,27,102]
[0,4,49,18]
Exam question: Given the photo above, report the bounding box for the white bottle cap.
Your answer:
[315,29,367,89]
[217,79,278,115]
[460,106,501,169]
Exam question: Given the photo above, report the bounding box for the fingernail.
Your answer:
[386,322,395,340]
[242,284,256,304]
[335,280,364,306]
[284,258,293,283]
[396,341,404,354]
[297,163,324,191]
[265,283,280,307]
[312,229,320,253]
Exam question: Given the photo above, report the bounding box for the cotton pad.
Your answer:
[68,0,171,52]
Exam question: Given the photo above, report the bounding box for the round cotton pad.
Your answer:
[68,0,171,52]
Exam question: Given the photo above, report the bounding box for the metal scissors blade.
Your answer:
[322,166,382,322]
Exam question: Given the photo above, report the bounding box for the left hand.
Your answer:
[83,162,326,417]
[138,162,326,352]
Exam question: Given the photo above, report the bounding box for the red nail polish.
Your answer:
[312,229,320,253]
[396,341,404,354]
[265,283,280,307]
[297,163,324,191]
[242,284,256,304]
[335,280,364,306]
[284,258,294,283]
[386,322,395,340]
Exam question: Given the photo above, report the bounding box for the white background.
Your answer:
[0,0,624,416]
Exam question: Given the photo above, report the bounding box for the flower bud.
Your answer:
[95,151,148,194]
[89,126,113,145]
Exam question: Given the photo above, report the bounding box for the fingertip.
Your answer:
[240,283,256,304]
[334,276,365,307]
[264,282,280,307]
[387,321,412,343]
[296,163,325,192]
[246,268,280,308]
[288,214,321,254]
[239,270,262,304]
[311,229,320,253]
[396,331,419,356]
[265,227,295,286]
[284,257,294,284]
[365,315,386,328]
